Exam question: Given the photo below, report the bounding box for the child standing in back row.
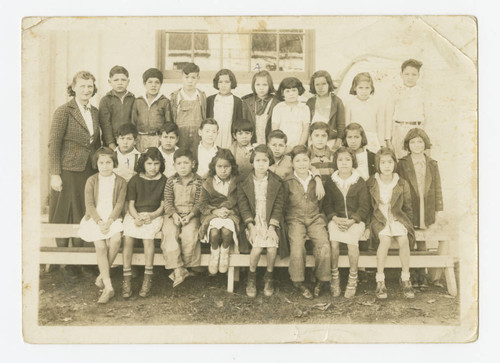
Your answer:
[170,63,207,153]
[272,77,310,149]
[206,69,243,149]
[242,70,279,145]
[99,65,136,149]
[306,70,345,150]
[386,59,426,159]
[345,72,385,153]
[132,68,172,152]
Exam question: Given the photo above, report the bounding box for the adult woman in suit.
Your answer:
[48,71,103,252]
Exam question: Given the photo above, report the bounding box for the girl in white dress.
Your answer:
[78,147,127,304]
[345,72,385,153]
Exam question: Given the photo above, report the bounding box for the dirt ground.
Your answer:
[38,265,459,326]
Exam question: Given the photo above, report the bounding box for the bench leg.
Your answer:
[227,267,235,293]
[445,265,458,297]
[429,240,448,283]
[234,267,240,282]
[44,264,52,273]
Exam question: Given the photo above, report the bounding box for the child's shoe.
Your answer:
[401,279,415,299]
[139,274,153,297]
[219,246,230,274]
[246,271,257,298]
[263,271,274,297]
[293,282,313,300]
[122,275,132,298]
[172,267,190,288]
[313,281,324,298]
[344,277,358,299]
[417,269,429,288]
[375,281,388,299]
[97,288,115,304]
[208,247,220,275]
[330,277,341,297]
[95,275,104,290]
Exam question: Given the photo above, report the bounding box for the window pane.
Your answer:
[194,33,221,72]
[278,33,305,72]
[222,34,250,71]
[251,33,278,71]
[166,32,192,71]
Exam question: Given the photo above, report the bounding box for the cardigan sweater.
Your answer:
[322,174,370,223]
[306,94,346,140]
[48,98,102,175]
[206,94,243,134]
[83,173,127,223]
[241,94,280,144]
[397,155,443,227]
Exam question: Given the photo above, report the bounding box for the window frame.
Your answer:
[156,29,315,84]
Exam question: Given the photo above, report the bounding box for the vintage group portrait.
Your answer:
[21,15,478,344]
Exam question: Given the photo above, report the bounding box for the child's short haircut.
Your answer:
[290,145,311,161]
[213,69,237,90]
[208,148,239,177]
[276,77,305,101]
[67,71,98,97]
[332,146,358,170]
[342,123,368,147]
[135,147,166,174]
[250,144,275,165]
[173,148,194,162]
[374,147,398,174]
[200,118,219,131]
[251,70,276,95]
[309,70,335,95]
[92,146,118,169]
[109,65,129,78]
[403,128,432,151]
[232,118,254,134]
[309,121,330,137]
[349,72,375,95]
[182,63,200,75]
[160,122,179,137]
[267,129,288,144]
[142,68,163,83]
[401,59,423,72]
[116,123,138,139]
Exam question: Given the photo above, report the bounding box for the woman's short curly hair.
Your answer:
[67,71,98,97]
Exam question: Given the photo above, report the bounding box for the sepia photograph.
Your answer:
[21,14,478,344]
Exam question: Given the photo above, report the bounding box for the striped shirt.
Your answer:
[163,173,203,217]
[309,146,334,184]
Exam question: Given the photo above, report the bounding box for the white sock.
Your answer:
[401,272,411,281]
[376,273,385,282]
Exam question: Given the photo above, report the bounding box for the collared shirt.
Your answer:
[113,147,141,182]
[255,95,272,116]
[111,90,131,104]
[213,175,231,196]
[197,143,218,179]
[141,93,164,109]
[392,85,425,122]
[160,146,179,178]
[294,170,313,193]
[75,99,94,137]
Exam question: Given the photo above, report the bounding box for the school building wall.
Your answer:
[27,17,476,257]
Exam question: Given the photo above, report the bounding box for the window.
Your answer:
[156,29,315,83]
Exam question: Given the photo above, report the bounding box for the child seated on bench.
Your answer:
[78,147,127,304]
[367,147,415,299]
[161,149,203,287]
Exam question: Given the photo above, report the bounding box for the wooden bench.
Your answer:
[39,223,458,296]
